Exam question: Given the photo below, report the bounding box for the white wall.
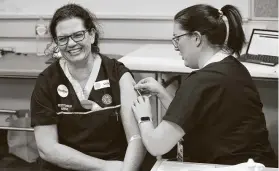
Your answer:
[0,0,250,19]
[0,0,277,56]
[0,18,277,56]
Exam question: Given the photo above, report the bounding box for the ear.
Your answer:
[192,31,202,47]
[89,30,95,44]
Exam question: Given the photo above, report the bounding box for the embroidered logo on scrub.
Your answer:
[94,80,110,90]
[58,104,72,111]
[57,84,69,98]
[102,94,112,105]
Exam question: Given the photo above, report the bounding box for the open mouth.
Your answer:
[68,48,82,55]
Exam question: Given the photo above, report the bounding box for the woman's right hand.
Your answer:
[134,77,165,97]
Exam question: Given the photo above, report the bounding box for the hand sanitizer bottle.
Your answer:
[35,17,48,56]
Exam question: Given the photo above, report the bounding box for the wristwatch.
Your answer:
[138,116,152,124]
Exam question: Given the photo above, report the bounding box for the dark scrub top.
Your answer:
[163,56,278,167]
[31,54,131,171]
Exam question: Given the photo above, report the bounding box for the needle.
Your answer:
[135,89,142,96]
[135,88,153,98]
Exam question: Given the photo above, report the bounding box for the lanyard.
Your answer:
[177,138,184,162]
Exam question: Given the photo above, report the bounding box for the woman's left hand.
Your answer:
[132,96,152,122]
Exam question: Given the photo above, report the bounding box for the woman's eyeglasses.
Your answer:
[55,30,89,46]
[171,33,191,49]
[172,28,216,49]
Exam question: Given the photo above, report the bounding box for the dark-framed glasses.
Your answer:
[55,30,89,46]
[171,33,191,49]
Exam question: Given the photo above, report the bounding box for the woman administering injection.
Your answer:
[132,3,278,168]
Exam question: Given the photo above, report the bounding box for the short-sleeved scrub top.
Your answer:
[31,54,131,171]
[163,56,278,168]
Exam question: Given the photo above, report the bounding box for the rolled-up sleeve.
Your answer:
[112,59,134,81]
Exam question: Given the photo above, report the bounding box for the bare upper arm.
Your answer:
[34,124,58,157]
[119,72,140,141]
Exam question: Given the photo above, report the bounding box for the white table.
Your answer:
[119,44,278,124]
[119,44,278,77]
[151,160,278,171]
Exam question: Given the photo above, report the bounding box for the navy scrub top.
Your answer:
[163,56,278,167]
[31,54,131,170]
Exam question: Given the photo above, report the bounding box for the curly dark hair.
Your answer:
[49,3,101,54]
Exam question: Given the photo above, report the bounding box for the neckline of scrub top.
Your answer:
[59,54,102,101]
[202,50,230,68]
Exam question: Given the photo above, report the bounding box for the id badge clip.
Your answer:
[177,138,184,162]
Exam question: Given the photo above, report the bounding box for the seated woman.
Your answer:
[30,3,145,171]
[132,4,278,168]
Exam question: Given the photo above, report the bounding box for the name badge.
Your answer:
[177,138,183,162]
[94,80,110,90]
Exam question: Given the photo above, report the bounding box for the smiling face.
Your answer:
[55,17,95,64]
[173,22,201,69]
